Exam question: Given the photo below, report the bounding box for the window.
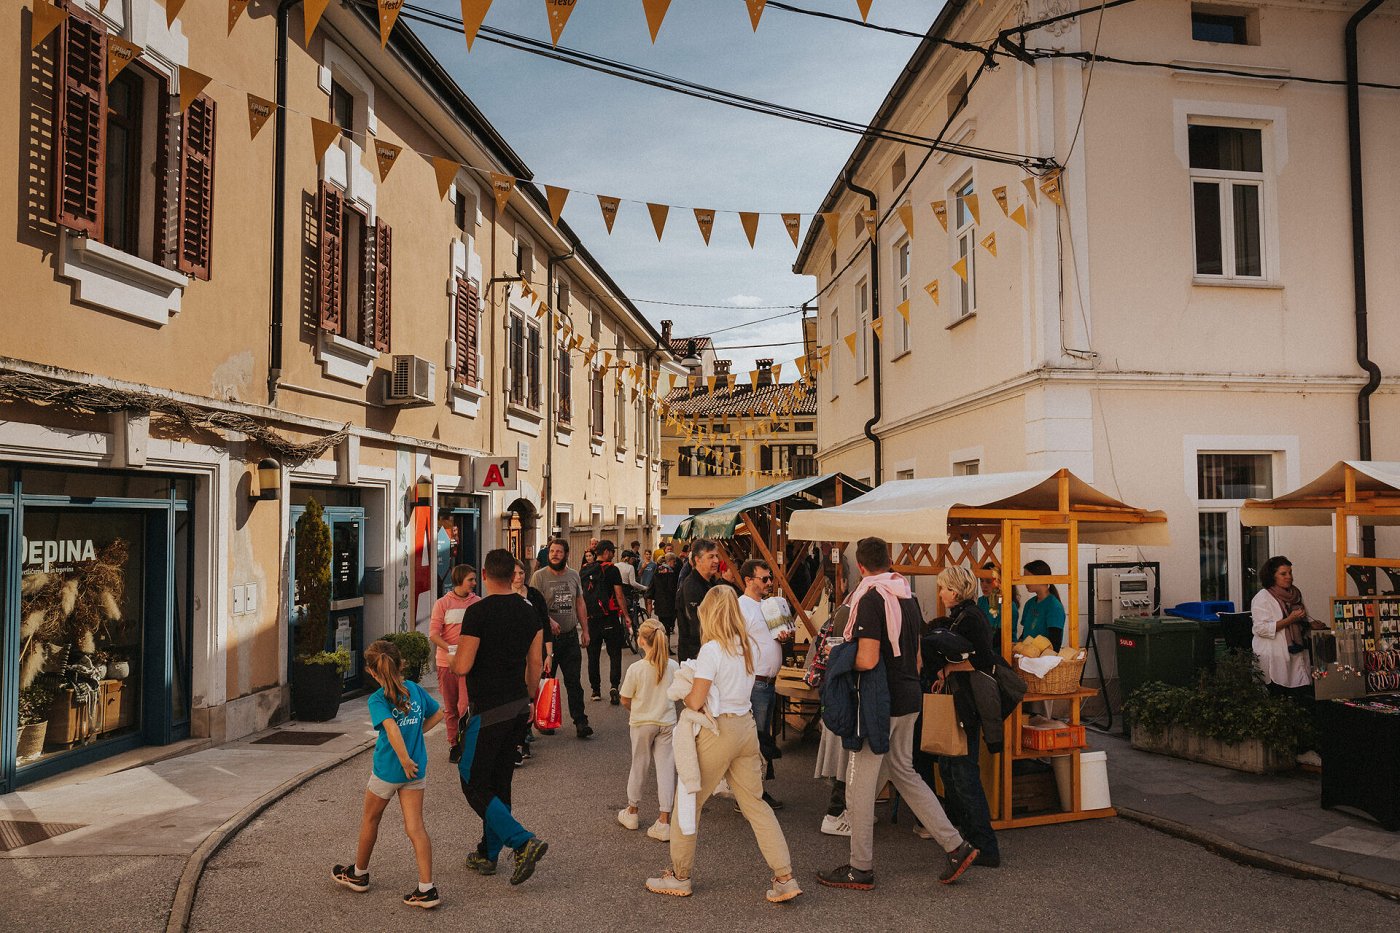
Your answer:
[893,238,911,354]
[761,444,817,476]
[317,181,390,351]
[953,178,977,317]
[634,395,645,455]
[1191,5,1254,45]
[517,240,534,282]
[527,322,541,410]
[1197,453,1273,605]
[794,421,815,432]
[509,314,525,404]
[453,276,480,387]
[856,279,870,379]
[891,152,906,189]
[557,341,572,423]
[590,367,605,437]
[453,185,472,231]
[614,378,627,449]
[954,459,980,476]
[105,70,144,254]
[829,250,836,275]
[946,73,968,121]
[331,80,355,135]
[1189,123,1265,280]
[557,280,571,316]
[828,304,840,400]
[896,469,915,481]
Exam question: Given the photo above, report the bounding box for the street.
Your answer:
[190,696,1395,933]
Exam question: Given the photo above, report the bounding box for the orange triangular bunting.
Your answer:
[461,0,493,50]
[694,209,715,245]
[843,333,857,356]
[870,318,884,341]
[166,0,188,28]
[643,0,670,42]
[304,0,331,44]
[740,212,760,248]
[598,195,620,233]
[647,203,669,241]
[312,118,343,163]
[856,0,874,21]
[861,208,877,239]
[108,38,142,83]
[247,94,275,140]
[431,156,459,199]
[897,299,910,322]
[546,0,578,46]
[177,66,212,114]
[1040,169,1064,206]
[31,0,68,49]
[782,213,802,248]
[378,0,402,47]
[820,212,840,250]
[931,199,948,231]
[546,185,569,224]
[228,0,250,34]
[1010,203,1028,230]
[897,202,914,239]
[373,139,403,181]
[745,0,766,30]
[980,231,997,256]
[1022,176,1038,204]
[951,257,967,282]
[964,192,981,225]
[993,185,1009,215]
[490,172,515,214]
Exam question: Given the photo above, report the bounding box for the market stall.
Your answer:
[788,468,1169,830]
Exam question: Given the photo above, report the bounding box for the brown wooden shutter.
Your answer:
[370,218,391,352]
[155,89,181,269]
[176,94,216,279]
[453,276,479,387]
[54,3,107,237]
[317,180,343,331]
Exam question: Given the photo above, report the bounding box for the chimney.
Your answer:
[661,319,673,344]
[756,358,774,388]
[714,359,731,389]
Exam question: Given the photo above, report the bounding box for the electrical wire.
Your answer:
[1030,47,1400,92]
[630,298,803,310]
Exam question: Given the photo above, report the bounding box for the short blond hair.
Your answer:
[937,565,979,603]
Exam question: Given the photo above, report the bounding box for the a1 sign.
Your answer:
[472,457,519,492]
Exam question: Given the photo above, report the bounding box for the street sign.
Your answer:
[472,456,519,492]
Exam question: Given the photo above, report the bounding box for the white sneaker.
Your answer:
[712,779,734,799]
[646,820,671,841]
[617,808,640,830]
[1296,750,1322,767]
[913,823,934,840]
[820,812,852,837]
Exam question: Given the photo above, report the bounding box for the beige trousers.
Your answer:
[668,712,792,880]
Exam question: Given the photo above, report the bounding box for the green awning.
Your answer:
[672,473,868,541]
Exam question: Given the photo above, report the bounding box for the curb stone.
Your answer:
[165,737,376,933]
[1118,807,1400,903]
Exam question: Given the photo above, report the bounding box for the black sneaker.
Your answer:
[539,728,557,736]
[448,741,463,764]
[510,838,548,885]
[513,748,525,768]
[591,691,602,702]
[817,864,874,890]
[609,688,620,706]
[331,864,369,892]
[763,791,785,811]
[465,852,497,876]
[940,841,978,884]
[403,886,441,909]
[576,723,594,739]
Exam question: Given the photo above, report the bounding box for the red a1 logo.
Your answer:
[472,457,519,492]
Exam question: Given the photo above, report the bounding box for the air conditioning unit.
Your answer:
[383,355,435,405]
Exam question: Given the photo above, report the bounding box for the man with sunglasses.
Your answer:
[738,559,791,811]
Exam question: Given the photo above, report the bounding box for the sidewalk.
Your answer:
[1099,730,1400,897]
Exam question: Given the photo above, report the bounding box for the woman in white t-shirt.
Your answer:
[645,586,801,903]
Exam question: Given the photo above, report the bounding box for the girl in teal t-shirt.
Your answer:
[975,561,1019,642]
[332,640,444,908]
[1018,559,1067,651]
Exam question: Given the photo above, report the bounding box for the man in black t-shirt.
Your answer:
[583,540,628,704]
[451,549,548,885]
[818,537,977,893]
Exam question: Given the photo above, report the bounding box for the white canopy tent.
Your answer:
[1242,461,1400,527]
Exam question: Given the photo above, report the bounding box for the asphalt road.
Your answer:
[190,692,1397,933]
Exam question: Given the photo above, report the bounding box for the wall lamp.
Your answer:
[252,458,281,502]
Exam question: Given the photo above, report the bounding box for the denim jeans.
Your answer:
[750,678,778,768]
[937,724,999,860]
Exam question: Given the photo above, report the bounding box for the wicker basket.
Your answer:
[1016,656,1087,695]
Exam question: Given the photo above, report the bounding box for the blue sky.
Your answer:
[410,0,944,373]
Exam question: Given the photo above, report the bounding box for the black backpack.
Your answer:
[581,561,613,620]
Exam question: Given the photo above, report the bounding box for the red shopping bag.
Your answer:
[534,674,562,731]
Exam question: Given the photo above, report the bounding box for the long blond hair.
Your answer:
[698,586,753,674]
[637,618,670,684]
[364,640,410,713]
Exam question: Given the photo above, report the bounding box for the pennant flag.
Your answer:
[856,0,874,21]
[772,362,783,381]
[993,185,1009,216]
[1011,203,1028,230]
[431,156,459,199]
[951,257,968,282]
[739,212,760,248]
[749,369,760,390]
[647,203,669,240]
[705,375,716,393]
[745,0,766,30]
[311,118,343,164]
[820,212,840,250]
[897,202,914,239]
[980,231,997,257]
[229,0,250,34]
[1040,169,1064,206]
[603,351,613,369]
[694,208,715,245]
[166,0,187,28]
[461,0,493,50]
[598,195,620,233]
[931,200,948,231]
[843,333,858,356]
[305,0,331,44]
[795,356,809,377]
[372,139,403,181]
[177,66,212,114]
[820,346,831,368]
[925,277,941,303]
[897,299,910,322]
[247,94,275,140]
[668,373,678,392]
[630,385,639,404]
[489,172,515,214]
[108,38,142,83]
[643,0,671,42]
[782,213,802,248]
[860,208,878,239]
[1022,175,1038,205]
[545,0,578,46]
[534,185,566,225]
[870,318,885,342]
[31,0,68,49]
[963,192,981,225]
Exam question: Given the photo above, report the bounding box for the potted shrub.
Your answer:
[379,631,432,683]
[18,683,56,762]
[1125,651,1312,773]
[290,499,349,721]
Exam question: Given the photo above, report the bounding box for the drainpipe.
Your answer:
[845,167,882,485]
[1347,0,1385,564]
[545,245,575,543]
[268,0,303,405]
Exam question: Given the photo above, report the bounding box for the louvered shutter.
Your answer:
[453,276,479,387]
[317,180,343,331]
[177,94,216,279]
[156,90,181,269]
[54,3,107,237]
[370,218,391,352]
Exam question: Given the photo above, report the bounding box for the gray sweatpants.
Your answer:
[847,712,963,871]
[628,723,677,811]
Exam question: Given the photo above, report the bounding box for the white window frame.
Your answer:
[952,177,976,320]
[856,278,870,381]
[827,304,840,400]
[1188,120,1268,282]
[893,237,911,355]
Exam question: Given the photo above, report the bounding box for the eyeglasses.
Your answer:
[756,576,773,583]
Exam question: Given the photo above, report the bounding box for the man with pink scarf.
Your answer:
[818,537,978,891]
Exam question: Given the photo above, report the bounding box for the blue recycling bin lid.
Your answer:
[1164,601,1234,622]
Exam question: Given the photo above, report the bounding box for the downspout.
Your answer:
[845,167,882,485]
[269,0,303,405]
[545,245,575,544]
[1346,0,1385,563]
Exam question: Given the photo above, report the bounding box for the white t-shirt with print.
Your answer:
[693,639,756,715]
[738,594,783,678]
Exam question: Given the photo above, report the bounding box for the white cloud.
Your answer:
[726,294,764,308]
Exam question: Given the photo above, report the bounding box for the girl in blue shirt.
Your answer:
[332,640,444,908]
[1018,559,1067,651]
[975,561,1019,645]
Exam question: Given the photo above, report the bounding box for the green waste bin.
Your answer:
[1106,617,1217,735]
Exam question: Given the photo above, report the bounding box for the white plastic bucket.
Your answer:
[1050,750,1112,812]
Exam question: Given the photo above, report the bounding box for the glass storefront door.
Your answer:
[288,498,366,690]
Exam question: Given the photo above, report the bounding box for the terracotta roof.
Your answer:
[668,336,714,355]
[663,380,816,417]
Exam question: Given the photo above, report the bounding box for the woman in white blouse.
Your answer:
[1250,556,1312,694]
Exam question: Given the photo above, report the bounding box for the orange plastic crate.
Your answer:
[1021,723,1086,751]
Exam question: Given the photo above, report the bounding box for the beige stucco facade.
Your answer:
[2,0,665,778]
[797,0,1399,616]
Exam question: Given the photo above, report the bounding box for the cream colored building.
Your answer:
[0,0,665,788]
[796,0,1399,616]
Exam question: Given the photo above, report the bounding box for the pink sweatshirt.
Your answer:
[430,591,480,668]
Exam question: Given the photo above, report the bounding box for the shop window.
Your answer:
[953,178,977,318]
[19,468,174,499]
[1197,453,1273,605]
[1189,123,1266,281]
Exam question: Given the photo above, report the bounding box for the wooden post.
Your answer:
[741,511,816,637]
[1336,506,1350,597]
